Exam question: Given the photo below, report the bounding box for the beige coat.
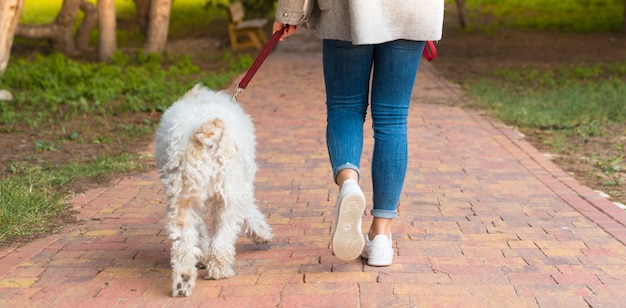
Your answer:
[276,0,444,45]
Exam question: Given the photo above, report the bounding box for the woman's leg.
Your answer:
[323,39,374,181]
[323,39,375,260]
[369,40,426,239]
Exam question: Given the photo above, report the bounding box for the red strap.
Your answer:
[422,41,437,61]
[236,25,288,93]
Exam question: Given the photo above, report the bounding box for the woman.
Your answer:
[274,0,444,266]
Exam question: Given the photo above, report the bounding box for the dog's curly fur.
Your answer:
[155,85,272,297]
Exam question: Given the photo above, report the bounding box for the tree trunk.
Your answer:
[76,0,98,51]
[143,0,171,54]
[0,0,24,75]
[622,0,626,33]
[134,0,151,33]
[455,0,469,29]
[15,0,82,54]
[98,0,116,61]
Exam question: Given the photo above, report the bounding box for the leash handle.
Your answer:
[422,41,437,61]
[233,25,288,99]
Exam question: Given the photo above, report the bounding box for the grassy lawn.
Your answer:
[19,0,215,23]
[18,0,228,48]
[463,0,624,31]
[469,64,626,128]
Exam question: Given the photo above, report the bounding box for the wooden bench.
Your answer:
[227,2,268,51]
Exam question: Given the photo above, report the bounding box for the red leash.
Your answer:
[233,25,288,99]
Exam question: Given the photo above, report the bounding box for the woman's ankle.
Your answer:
[368,218,392,240]
[336,169,359,187]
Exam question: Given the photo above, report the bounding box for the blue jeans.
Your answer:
[323,39,426,219]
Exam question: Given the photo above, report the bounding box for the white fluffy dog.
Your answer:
[155,85,272,297]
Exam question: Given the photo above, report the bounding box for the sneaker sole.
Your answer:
[367,256,393,267]
[332,193,365,260]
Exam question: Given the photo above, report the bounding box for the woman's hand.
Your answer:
[273,20,298,41]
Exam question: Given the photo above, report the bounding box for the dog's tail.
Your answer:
[183,84,235,105]
[182,84,206,100]
[191,119,224,151]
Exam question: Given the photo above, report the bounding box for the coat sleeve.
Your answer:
[275,0,313,26]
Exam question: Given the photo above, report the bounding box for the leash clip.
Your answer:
[232,85,244,101]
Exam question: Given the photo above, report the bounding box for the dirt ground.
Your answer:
[1,13,625,222]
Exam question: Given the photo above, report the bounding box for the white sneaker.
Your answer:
[331,179,366,261]
[361,233,393,266]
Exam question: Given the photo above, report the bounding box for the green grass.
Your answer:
[19,0,215,24]
[19,0,225,47]
[20,0,133,24]
[468,62,626,128]
[0,153,147,244]
[0,51,251,131]
[463,0,625,31]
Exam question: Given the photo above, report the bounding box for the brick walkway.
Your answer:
[2,32,626,307]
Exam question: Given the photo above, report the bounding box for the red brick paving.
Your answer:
[2,31,626,307]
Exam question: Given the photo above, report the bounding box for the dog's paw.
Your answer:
[245,224,273,244]
[249,231,272,244]
[204,266,236,280]
[171,272,194,297]
[243,214,273,244]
